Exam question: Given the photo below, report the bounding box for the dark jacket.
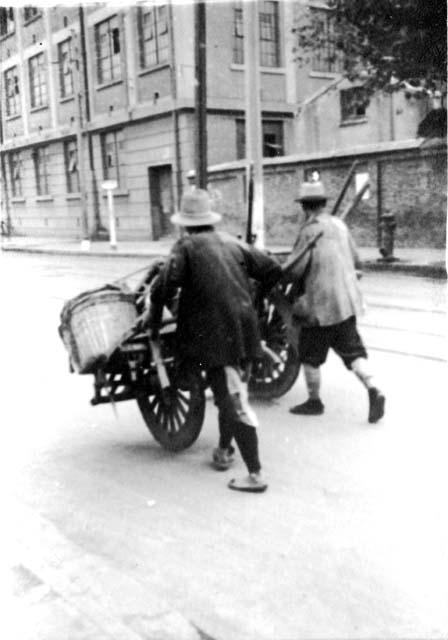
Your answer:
[150,230,282,368]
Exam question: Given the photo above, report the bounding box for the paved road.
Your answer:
[2,253,447,640]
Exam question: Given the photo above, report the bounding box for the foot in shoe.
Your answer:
[368,387,385,423]
[212,446,235,470]
[228,472,268,493]
[289,398,324,415]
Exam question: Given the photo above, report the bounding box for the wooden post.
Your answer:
[376,160,383,248]
[243,0,264,248]
[72,29,90,248]
[330,160,359,217]
[194,1,207,189]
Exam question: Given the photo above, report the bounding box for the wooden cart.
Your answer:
[60,262,300,452]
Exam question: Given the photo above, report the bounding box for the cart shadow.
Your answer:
[118,438,211,464]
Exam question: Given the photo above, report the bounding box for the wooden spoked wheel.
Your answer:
[136,375,205,452]
[249,292,300,400]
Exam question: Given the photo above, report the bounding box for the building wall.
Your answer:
[204,140,447,248]
[1,3,441,244]
[296,79,431,154]
[291,0,430,154]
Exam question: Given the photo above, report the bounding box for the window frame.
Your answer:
[23,6,40,24]
[340,86,369,123]
[32,146,50,196]
[236,118,284,159]
[138,4,169,69]
[232,1,281,68]
[0,7,15,38]
[63,139,80,193]
[9,151,22,197]
[259,1,281,68]
[101,129,124,187]
[58,37,74,99]
[232,1,244,65]
[95,15,122,85]
[309,6,343,75]
[4,66,20,117]
[28,52,48,109]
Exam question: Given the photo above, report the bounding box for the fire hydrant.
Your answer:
[379,213,397,261]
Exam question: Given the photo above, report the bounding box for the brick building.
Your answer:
[0,2,437,242]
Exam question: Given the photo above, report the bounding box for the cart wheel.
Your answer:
[249,290,300,400]
[136,375,205,452]
[249,344,300,400]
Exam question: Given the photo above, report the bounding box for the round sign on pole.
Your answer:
[101,180,118,191]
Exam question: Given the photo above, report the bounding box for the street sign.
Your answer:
[101,180,118,190]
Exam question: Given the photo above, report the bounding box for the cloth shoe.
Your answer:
[228,472,268,493]
[289,398,324,415]
[368,387,385,423]
[212,446,235,471]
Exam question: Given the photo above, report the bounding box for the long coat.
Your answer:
[150,230,282,369]
[286,212,363,327]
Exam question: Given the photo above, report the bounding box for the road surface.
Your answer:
[1,252,447,640]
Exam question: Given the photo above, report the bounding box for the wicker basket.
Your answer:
[59,285,138,374]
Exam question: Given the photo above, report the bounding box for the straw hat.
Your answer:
[296,181,327,203]
[171,189,222,226]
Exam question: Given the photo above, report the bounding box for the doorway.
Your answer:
[148,165,174,240]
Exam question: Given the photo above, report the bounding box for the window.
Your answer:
[138,4,169,68]
[232,1,280,67]
[32,146,50,195]
[101,130,124,186]
[28,53,47,108]
[9,152,22,197]
[23,6,39,23]
[233,2,244,64]
[64,140,80,193]
[95,15,121,84]
[4,66,20,117]
[0,7,14,37]
[340,87,368,122]
[262,120,284,156]
[259,1,280,67]
[58,38,74,98]
[236,119,284,159]
[309,8,343,74]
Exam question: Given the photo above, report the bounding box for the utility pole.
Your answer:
[78,5,104,239]
[0,83,12,238]
[71,28,90,249]
[243,0,264,248]
[194,0,207,189]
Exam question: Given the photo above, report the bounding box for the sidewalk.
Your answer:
[1,235,446,278]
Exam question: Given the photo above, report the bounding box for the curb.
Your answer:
[270,249,447,280]
[1,244,169,260]
[362,259,446,279]
[2,243,446,279]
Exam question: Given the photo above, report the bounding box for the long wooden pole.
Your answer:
[194,1,207,189]
[340,181,370,221]
[244,1,264,248]
[330,160,358,217]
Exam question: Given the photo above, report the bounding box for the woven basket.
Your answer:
[59,285,137,374]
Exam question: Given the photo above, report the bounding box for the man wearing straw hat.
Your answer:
[147,188,282,493]
[285,179,386,424]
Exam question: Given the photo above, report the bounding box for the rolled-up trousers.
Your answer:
[207,365,261,474]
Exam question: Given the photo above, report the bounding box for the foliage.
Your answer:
[293,0,447,95]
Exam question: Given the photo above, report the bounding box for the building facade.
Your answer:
[0,2,430,241]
